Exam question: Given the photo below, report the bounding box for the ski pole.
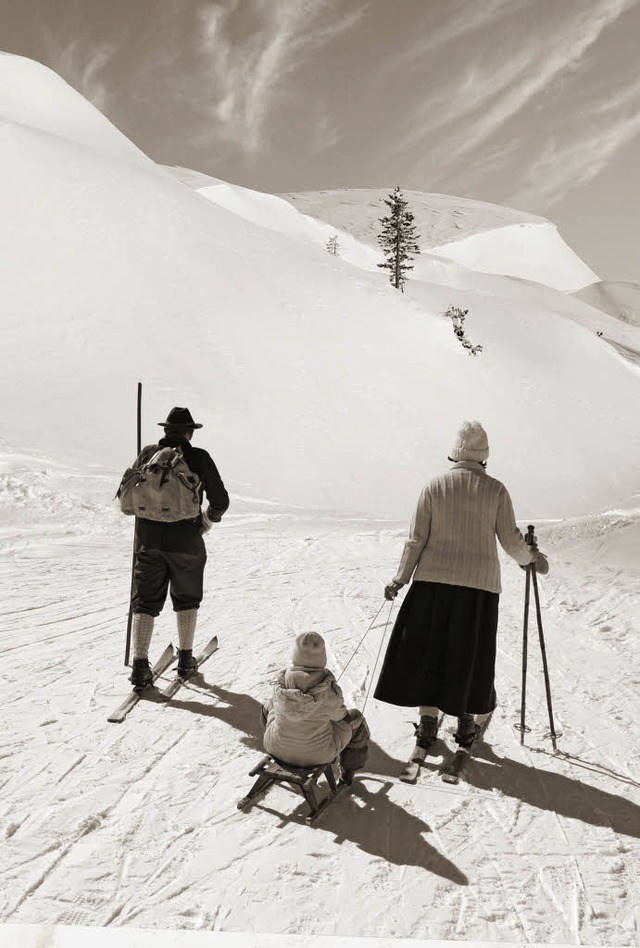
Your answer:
[124,382,142,666]
[518,552,532,743]
[530,564,558,751]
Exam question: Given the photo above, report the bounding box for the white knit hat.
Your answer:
[291,632,327,668]
[449,421,489,462]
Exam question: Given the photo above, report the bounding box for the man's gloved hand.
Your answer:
[384,580,403,601]
[200,508,214,534]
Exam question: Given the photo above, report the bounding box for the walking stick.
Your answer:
[123,382,142,666]
[516,524,558,751]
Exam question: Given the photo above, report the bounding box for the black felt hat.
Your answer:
[157,407,203,429]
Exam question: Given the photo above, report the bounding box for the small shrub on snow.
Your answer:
[445,305,483,356]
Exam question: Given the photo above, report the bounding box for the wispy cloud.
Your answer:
[389,0,522,68]
[509,76,640,207]
[195,0,366,153]
[47,38,118,111]
[394,0,636,188]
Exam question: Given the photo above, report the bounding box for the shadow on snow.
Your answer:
[162,679,468,883]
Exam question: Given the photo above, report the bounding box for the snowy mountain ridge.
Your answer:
[1,53,639,524]
[0,52,151,166]
[280,187,599,291]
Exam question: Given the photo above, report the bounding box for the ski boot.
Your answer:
[453,713,480,749]
[340,767,355,786]
[414,713,440,749]
[130,658,153,690]
[177,648,198,679]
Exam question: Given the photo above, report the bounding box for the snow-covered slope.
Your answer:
[1,56,639,948]
[425,221,598,292]
[1,56,639,523]
[194,181,638,356]
[281,188,599,292]
[572,280,640,327]
[0,53,151,165]
[282,188,545,246]
[0,63,640,516]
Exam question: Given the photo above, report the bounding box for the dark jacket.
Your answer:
[132,432,229,553]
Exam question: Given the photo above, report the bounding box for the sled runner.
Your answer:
[237,755,348,825]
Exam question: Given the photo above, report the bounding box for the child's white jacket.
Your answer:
[263,667,352,766]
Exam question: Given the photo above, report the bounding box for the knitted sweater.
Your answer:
[393,461,535,594]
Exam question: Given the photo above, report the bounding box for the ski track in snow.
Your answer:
[0,513,638,944]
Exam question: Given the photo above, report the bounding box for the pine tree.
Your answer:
[326,234,340,256]
[377,187,421,291]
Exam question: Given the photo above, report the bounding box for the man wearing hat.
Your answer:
[127,407,229,687]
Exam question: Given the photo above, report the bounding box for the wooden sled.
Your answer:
[237,754,347,825]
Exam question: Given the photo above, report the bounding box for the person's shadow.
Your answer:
[163,682,640,843]
[256,778,468,883]
[465,741,640,839]
[161,679,266,751]
[163,681,467,881]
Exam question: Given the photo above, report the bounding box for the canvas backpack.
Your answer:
[117,446,202,522]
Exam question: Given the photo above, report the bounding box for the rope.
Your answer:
[362,599,394,715]
[336,600,386,683]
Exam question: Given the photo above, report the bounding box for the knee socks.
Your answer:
[132,613,154,660]
[177,608,197,650]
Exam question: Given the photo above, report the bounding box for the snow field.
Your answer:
[1,507,638,944]
[3,55,640,522]
[1,54,639,948]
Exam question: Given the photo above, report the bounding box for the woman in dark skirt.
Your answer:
[374,420,549,751]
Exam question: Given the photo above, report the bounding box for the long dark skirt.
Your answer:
[373,581,499,716]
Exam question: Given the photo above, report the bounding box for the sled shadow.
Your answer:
[467,745,640,839]
[254,778,468,885]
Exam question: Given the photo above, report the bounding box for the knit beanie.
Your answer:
[449,421,489,462]
[291,632,327,668]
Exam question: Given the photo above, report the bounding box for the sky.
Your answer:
[2,0,639,281]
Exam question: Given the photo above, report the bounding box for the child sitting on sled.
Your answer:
[261,632,370,783]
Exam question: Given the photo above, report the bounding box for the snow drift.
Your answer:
[425,221,599,292]
[1,55,640,522]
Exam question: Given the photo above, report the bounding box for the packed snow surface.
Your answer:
[1,487,639,945]
[1,57,639,947]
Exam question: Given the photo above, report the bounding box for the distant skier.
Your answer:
[261,632,370,784]
[374,420,548,752]
[120,407,229,687]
